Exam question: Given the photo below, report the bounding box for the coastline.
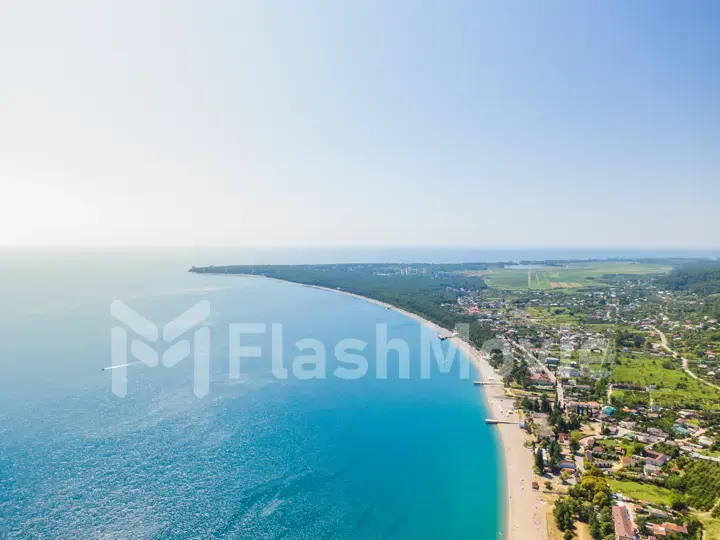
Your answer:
[234,274,547,540]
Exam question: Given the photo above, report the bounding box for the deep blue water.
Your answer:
[0,252,502,539]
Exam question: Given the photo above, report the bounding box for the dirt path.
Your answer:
[652,326,720,391]
[511,340,564,408]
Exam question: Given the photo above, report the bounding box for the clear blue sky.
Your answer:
[0,1,718,247]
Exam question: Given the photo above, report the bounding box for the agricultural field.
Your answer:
[464,261,672,291]
[607,479,675,506]
[611,353,720,410]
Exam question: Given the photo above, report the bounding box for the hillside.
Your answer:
[660,264,720,295]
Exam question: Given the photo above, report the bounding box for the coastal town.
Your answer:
[456,264,720,540]
[193,259,720,539]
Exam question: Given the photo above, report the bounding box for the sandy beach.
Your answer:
[245,276,547,540]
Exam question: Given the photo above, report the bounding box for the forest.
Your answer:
[191,263,496,348]
[660,263,720,295]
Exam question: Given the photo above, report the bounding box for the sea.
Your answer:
[1,246,717,538]
[0,248,509,539]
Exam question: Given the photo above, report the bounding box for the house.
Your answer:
[532,481,539,490]
[647,427,666,438]
[612,505,634,540]
[622,456,641,468]
[532,413,555,441]
[699,435,714,448]
[545,357,559,367]
[645,450,669,467]
[661,522,688,535]
[649,508,669,519]
[559,460,576,471]
[531,372,553,387]
[558,366,581,379]
[566,401,601,417]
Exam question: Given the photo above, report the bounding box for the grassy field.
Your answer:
[612,354,720,410]
[610,389,651,408]
[607,479,675,506]
[464,261,672,290]
[597,438,639,456]
[700,516,720,539]
[525,306,584,326]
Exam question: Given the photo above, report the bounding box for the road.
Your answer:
[652,326,720,391]
[511,339,565,408]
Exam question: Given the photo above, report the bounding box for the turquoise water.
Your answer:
[0,252,501,538]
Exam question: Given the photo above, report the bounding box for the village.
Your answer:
[457,275,720,540]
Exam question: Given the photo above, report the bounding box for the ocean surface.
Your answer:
[0,250,503,539]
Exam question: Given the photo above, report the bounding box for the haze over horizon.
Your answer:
[1,1,718,248]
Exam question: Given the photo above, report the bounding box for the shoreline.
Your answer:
[231,274,547,540]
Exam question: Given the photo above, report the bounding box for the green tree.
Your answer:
[670,492,687,511]
[569,436,581,453]
[592,491,609,508]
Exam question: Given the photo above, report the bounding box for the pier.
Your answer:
[473,380,502,386]
[485,419,520,425]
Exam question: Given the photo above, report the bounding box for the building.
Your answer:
[532,413,555,441]
[646,427,666,438]
[646,523,666,537]
[699,435,714,447]
[649,508,669,519]
[531,372,553,387]
[602,405,616,416]
[612,505,634,540]
[621,456,640,468]
[566,401,601,417]
[645,449,669,467]
[558,366,581,379]
[661,522,689,535]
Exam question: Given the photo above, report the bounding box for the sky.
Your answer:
[0,1,718,248]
